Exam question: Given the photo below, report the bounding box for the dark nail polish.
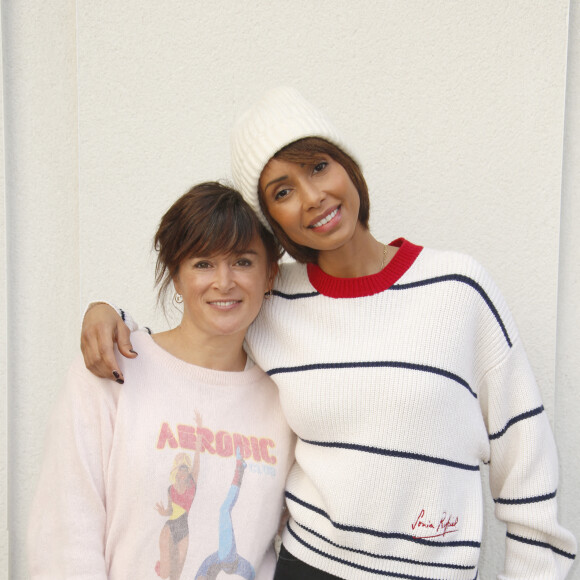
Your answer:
[113,371,120,379]
[115,378,124,384]
[129,350,138,355]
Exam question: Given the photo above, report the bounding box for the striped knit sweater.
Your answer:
[114,238,576,579]
[244,238,576,579]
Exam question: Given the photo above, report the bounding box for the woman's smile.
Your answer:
[207,299,243,310]
[308,205,342,230]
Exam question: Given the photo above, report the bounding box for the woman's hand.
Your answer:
[80,303,137,382]
[155,501,171,516]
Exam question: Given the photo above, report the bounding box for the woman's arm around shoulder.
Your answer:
[81,302,139,382]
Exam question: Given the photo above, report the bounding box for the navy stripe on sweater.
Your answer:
[494,490,557,505]
[291,520,476,571]
[506,532,576,560]
[286,523,477,580]
[273,272,512,348]
[267,360,476,398]
[286,523,446,580]
[488,405,544,440]
[286,491,481,548]
[272,289,320,300]
[390,274,512,347]
[301,439,480,472]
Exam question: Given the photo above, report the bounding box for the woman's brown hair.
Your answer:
[258,137,370,264]
[155,181,282,308]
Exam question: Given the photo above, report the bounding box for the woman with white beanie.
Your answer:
[81,87,576,579]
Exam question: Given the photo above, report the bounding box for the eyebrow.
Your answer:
[263,175,288,193]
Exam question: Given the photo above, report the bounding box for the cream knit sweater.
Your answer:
[245,239,576,579]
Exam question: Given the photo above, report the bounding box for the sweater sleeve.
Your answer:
[84,301,140,332]
[475,275,577,578]
[28,356,120,579]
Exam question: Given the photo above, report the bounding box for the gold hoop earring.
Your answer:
[174,293,183,304]
[264,289,273,300]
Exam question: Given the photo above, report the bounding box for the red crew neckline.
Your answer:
[306,238,423,298]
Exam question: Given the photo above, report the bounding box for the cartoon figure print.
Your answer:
[195,447,256,580]
[155,411,203,580]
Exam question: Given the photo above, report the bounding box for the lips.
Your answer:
[208,300,242,308]
[308,206,340,229]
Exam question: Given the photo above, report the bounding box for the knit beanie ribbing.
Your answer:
[230,87,356,230]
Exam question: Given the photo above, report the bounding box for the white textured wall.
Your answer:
[1,7,8,576]
[557,1,580,576]
[2,2,578,578]
[2,1,80,578]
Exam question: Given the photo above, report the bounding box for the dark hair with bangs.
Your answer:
[257,137,370,264]
[154,181,281,309]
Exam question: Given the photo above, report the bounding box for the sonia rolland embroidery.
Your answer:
[411,509,459,539]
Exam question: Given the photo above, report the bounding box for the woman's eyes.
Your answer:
[272,161,328,201]
[235,258,253,267]
[193,258,253,268]
[274,188,290,201]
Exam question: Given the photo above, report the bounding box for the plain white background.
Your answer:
[2,1,579,578]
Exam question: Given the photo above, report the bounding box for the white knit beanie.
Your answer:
[230,86,357,230]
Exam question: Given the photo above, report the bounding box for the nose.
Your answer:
[213,263,235,292]
[300,179,325,210]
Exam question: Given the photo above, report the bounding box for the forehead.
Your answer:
[261,156,290,176]
[260,156,309,187]
[264,154,324,172]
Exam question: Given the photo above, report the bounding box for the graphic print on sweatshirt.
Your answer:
[157,419,279,478]
[152,416,281,579]
[154,452,198,579]
[194,447,256,580]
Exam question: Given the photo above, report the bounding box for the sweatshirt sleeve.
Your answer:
[83,301,140,332]
[475,270,577,578]
[28,356,120,579]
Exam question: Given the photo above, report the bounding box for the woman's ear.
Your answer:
[172,273,182,297]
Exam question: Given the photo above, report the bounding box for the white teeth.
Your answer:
[312,208,338,228]
[211,301,238,306]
